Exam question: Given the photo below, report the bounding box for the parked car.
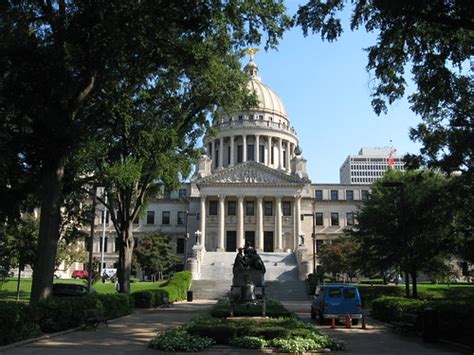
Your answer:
[52,283,96,297]
[311,284,363,325]
[71,270,89,279]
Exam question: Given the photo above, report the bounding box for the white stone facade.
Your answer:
[92,58,368,276]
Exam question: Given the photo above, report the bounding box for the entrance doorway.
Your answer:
[226,231,237,252]
[264,231,274,252]
[245,231,255,248]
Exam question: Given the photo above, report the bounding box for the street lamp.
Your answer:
[195,230,202,245]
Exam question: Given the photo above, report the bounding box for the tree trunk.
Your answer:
[118,224,135,294]
[30,155,65,304]
[404,270,410,297]
[411,271,418,298]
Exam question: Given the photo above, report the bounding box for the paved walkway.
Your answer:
[2,300,469,354]
[282,301,469,354]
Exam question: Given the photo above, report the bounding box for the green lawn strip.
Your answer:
[0,278,165,301]
[149,298,344,353]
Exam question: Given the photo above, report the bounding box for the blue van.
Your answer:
[310,284,363,325]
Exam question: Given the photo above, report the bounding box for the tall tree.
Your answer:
[1,1,290,303]
[133,233,180,279]
[318,238,358,282]
[296,0,473,174]
[350,170,454,297]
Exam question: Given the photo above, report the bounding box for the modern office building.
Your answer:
[339,147,405,184]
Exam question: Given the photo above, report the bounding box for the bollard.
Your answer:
[331,317,336,329]
[345,314,352,329]
[362,314,367,329]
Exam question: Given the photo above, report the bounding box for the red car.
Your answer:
[71,270,88,279]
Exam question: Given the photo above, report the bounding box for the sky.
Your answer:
[239,1,423,183]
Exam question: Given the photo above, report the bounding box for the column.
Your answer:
[267,136,272,167]
[237,195,244,248]
[200,195,206,249]
[255,135,260,163]
[294,196,301,249]
[218,137,224,169]
[242,135,247,162]
[230,136,235,167]
[217,195,225,251]
[286,141,291,172]
[256,196,264,251]
[278,138,283,169]
[211,140,216,170]
[275,196,283,251]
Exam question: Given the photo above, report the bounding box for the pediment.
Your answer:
[197,161,308,186]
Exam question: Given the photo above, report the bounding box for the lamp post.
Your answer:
[381,181,408,297]
[195,230,202,245]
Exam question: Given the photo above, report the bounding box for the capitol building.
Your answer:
[91,56,370,281]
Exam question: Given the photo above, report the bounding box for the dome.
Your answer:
[244,59,288,119]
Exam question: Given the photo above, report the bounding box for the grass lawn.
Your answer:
[0,278,165,301]
[408,283,474,299]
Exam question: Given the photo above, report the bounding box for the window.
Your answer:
[247,144,254,161]
[99,237,108,253]
[259,145,265,163]
[178,188,187,199]
[315,190,323,200]
[227,201,236,216]
[271,146,274,164]
[343,288,356,299]
[209,201,218,216]
[238,115,243,120]
[330,190,339,200]
[101,210,109,224]
[282,201,292,216]
[331,212,339,226]
[176,238,185,254]
[146,211,155,225]
[228,146,231,164]
[249,114,254,120]
[361,190,369,201]
[214,150,219,168]
[162,211,170,225]
[259,115,264,120]
[315,212,323,226]
[245,201,254,216]
[177,211,186,225]
[316,239,323,251]
[328,288,341,298]
[237,145,243,163]
[346,190,354,200]
[115,237,119,252]
[264,201,273,216]
[346,212,354,226]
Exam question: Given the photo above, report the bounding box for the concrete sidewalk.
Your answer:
[3,300,216,355]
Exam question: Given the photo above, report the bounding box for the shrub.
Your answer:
[132,271,191,308]
[229,336,267,349]
[0,302,40,346]
[371,296,427,322]
[94,293,132,318]
[358,285,405,307]
[148,328,215,352]
[209,297,292,318]
[269,337,319,353]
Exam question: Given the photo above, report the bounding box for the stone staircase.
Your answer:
[190,251,309,301]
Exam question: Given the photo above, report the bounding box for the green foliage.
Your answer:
[133,233,180,279]
[131,271,191,307]
[93,294,132,319]
[148,328,215,352]
[209,297,292,318]
[229,336,267,349]
[350,170,454,297]
[0,302,41,346]
[318,238,358,280]
[296,0,473,174]
[357,285,405,307]
[371,296,427,322]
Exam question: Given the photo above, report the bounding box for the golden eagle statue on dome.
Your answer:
[244,47,259,61]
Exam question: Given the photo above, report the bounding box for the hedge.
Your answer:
[0,293,132,346]
[132,271,192,308]
[0,302,41,346]
[371,296,474,343]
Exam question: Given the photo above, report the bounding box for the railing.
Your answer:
[213,118,297,135]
